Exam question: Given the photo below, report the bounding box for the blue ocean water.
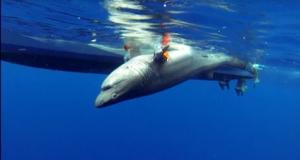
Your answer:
[1,0,300,160]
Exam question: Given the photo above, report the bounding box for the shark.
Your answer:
[1,0,260,108]
[1,30,258,108]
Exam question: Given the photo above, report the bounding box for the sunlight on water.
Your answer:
[1,0,300,73]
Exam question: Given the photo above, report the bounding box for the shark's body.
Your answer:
[1,31,256,107]
[95,44,254,107]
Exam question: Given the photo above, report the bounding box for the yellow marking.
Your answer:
[162,51,169,61]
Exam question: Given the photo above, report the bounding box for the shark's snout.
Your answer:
[95,92,112,108]
[95,56,148,108]
[95,89,121,108]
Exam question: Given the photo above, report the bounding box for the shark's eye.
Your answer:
[112,93,118,99]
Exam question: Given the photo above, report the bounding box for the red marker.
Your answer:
[161,33,170,46]
[123,44,131,51]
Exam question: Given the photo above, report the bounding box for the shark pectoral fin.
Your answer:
[218,80,230,90]
[235,79,247,96]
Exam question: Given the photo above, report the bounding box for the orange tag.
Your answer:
[161,33,170,46]
[162,51,169,61]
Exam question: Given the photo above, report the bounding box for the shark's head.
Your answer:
[95,58,147,108]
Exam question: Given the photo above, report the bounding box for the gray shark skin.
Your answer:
[95,47,254,107]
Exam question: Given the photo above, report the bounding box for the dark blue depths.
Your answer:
[2,62,300,160]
